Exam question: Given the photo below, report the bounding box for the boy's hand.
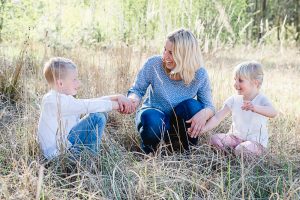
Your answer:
[241,101,255,112]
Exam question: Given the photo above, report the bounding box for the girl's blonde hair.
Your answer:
[43,57,76,85]
[166,28,203,85]
[234,61,264,87]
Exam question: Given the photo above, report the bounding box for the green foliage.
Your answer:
[0,0,298,48]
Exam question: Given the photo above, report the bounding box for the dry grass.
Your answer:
[0,43,299,199]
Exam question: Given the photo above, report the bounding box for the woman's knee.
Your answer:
[174,99,204,119]
[140,130,162,145]
[138,109,169,145]
[139,109,169,132]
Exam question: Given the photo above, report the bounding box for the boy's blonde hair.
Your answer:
[234,61,264,87]
[166,28,203,85]
[43,57,76,85]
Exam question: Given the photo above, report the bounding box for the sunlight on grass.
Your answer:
[0,44,299,199]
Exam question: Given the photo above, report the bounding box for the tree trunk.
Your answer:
[253,0,258,41]
[253,0,266,42]
[245,0,250,42]
[296,0,300,42]
[259,0,267,40]
[0,0,6,42]
[276,0,281,41]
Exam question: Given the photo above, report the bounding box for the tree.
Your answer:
[296,0,300,41]
[0,0,6,42]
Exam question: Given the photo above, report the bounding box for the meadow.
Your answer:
[0,0,300,199]
[0,42,299,199]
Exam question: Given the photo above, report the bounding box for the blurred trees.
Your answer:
[0,0,6,42]
[249,0,299,42]
[0,0,298,48]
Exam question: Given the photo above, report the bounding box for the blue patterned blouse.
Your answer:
[128,55,215,115]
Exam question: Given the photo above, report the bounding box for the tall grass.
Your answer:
[0,43,299,199]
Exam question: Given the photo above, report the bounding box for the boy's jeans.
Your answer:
[136,99,205,154]
[68,112,107,155]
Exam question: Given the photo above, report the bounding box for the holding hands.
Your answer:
[116,94,140,114]
[186,108,213,138]
[186,113,206,138]
[117,95,133,113]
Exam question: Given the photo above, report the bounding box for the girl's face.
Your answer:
[58,69,81,96]
[163,40,176,71]
[234,76,259,98]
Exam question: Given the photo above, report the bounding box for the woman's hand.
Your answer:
[186,108,212,138]
[129,98,139,113]
[127,94,140,114]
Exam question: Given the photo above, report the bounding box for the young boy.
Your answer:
[38,57,132,159]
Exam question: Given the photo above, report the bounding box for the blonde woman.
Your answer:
[127,28,215,154]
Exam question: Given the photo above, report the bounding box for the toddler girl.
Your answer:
[196,61,277,156]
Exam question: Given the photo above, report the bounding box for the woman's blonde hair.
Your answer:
[43,57,76,85]
[166,28,203,85]
[234,61,264,87]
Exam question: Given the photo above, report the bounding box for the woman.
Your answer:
[127,28,215,154]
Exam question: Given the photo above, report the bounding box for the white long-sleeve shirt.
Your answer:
[38,90,113,159]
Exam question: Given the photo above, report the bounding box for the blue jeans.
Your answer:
[68,112,107,155]
[136,99,205,154]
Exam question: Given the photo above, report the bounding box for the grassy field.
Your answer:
[0,43,299,199]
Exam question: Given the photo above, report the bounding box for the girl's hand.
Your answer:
[186,111,207,138]
[241,101,255,112]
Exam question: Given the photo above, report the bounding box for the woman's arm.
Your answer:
[128,58,153,97]
[126,57,157,113]
[196,68,215,114]
[186,68,216,137]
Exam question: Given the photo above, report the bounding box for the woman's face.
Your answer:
[163,40,176,70]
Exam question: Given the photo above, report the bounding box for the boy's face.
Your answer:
[57,69,81,96]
